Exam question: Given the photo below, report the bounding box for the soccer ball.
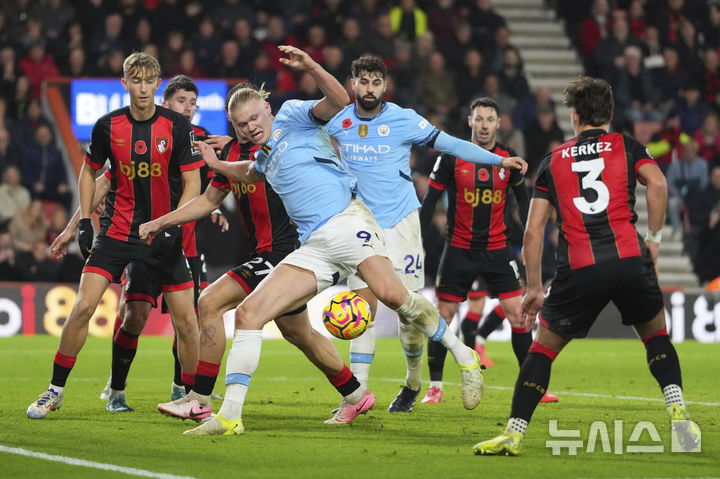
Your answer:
[322,291,372,340]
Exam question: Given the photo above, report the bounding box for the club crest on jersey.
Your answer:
[134,140,147,155]
[477,168,490,181]
[498,168,506,180]
[342,118,352,128]
[377,124,390,136]
[272,129,282,141]
[155,137,169,154]
[358,124,368,138]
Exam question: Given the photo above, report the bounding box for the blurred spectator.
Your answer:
[701,49,719,105]
[15,240,58,281]
[579,0,609,75]
[441,23,475,72]
[0,224,19,280]
[60,46,88,77]
[9,198,46,252]
[414,30,435,66]
[323,45,347,83]
[671,83,711,134]
[421,51,457,116]
[627,0,647,40]
[45,205,68,246]
[487,24,512,74]
[19,17,44,52]
[350,0,385,37]
[19,124,70,210]
[4,0,42,38]
[389,0,428,43]
[96,49,125,77]
[132,17,154,53]
[666,134,708,238]
[675,18,703,80]
[0,12,10,50]
[686,164,720,273]
[171,49,205,78]
[55,21,85,67]
[369,14,397,61]
[641,26,664,65]
[704,0,720,48]
[455,48,486,108]
[523,104,564,177]
[159,31,185,76]
[18,42,60,100]
[499,46,529,101]
[12,75,31,120]
[90,13,126,64]
[481,74,513,120]
[0,46,17,101]
[0,97,10,131]
[0,125,16,171]
[427,0,463,49]
[262,16,298,71]
[614,45,663,128]
[693,113,720,161]
[303,24,327,65]
[497,112,525,158]
[251,51,278,93]
[469,0,506,43]
[41,0,76,42]
[0,165,30,222]
[232,18,261,78]
[652,46,689,105]
[192,17,222,76]
[13,98,50,145]
[295,71,320,100]
[210,0,253,34]
[595,16,636,81]
[217,40,245,79]
[389,44,419,106]
[311,0,346,42]
[647,113,682,173]
[338,17,368,65]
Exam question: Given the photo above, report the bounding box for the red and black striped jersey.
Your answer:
[428,143,524,250]
[534,129,657,271]
[85,106,203,244]
[180,124,213,257]
[210,139,298,255]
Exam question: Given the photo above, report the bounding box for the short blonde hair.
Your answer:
[123,52,161,79]
[226,83,270,115]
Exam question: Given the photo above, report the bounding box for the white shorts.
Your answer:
[280,199,388,293]
[347,209,424,292]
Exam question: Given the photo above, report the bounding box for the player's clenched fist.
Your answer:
[77,218,94,259]
[500,156,528,174]
[138,220,160,244]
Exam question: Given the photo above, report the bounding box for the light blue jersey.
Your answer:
[253,99,356,243]
[326,102,438,228]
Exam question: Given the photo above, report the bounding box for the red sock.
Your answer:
[327,365,361,397]
[181,370,196,392]
[465,311,481,323]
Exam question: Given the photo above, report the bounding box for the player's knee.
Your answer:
[197,290,218,320]
[234,302,263,330]
[71,297,97,322]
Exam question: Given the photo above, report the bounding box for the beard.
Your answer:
[356,93,382,111]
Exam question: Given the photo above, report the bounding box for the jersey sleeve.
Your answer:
[626,136,658,178]
[533,154,553,201]
[175,116,204,172]
[280,99,324,129]
[399,108,439,147]
[209,142,232,189]
[84,119,110,170]
[428,154,452,191]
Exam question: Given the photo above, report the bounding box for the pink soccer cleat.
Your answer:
[421,386,443,404]
[157,391,212,421]
[540,392,559,403]
[324,389,375,424]
[474,344,495,368]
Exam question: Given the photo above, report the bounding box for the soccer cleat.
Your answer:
[421,386,443,404]
[387,385,420,413]
[157,391,212,421]
[540,392,559,403]
[473,433,524,456]
[171,382,185,401]
[473,344,494,368]
[99,377,112,400]
[27,389,63,419]
[668,404,701,452]
[325,389,375,424]
[459,349,485,410]
[106,391,134,412]
[183,413,244,435]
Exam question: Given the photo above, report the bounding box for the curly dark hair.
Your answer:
[562,76,614,127]
[350,55,386,79]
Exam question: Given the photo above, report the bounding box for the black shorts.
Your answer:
[468,277,489,299]
[540,255,664,338]
[435,244,522,302]
[84,235,193,308]
[189,254,209,290]
[126,255,206,311]
[226,248,294,294]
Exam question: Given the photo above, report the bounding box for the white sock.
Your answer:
[663,384,685,409]
[218,329,262,420]
[398,321,424,391]
[475,335,486,346]
[344,387,365,405]
[49,384,64,395]
[350,320,375,389]
[394,291,474,366]
[108,388,124,399]
[429,380,443,390]
[505,417,528,435]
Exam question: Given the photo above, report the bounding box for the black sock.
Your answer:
[427,339,448,382]
[51,351,76,388]
[511,331,533,367]
[510,351,554,423]
[111,329,139,391]
[477,308,504,339]
[645,334,682,389]
[172,336,182,386]
[461,311,481,347]
[327,365,361,397]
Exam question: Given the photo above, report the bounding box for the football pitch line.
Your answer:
[0,445,197,479]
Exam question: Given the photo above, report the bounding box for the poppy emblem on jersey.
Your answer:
[477,168,490,181]
[377,124,390,136]
[342,118,352,128]
[358,124,368,138]
[155,137,169,154]
[134,140,147,155]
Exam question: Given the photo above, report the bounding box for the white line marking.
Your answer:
[0,445,197,479]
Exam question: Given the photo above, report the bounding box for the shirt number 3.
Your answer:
[571,158,609,215]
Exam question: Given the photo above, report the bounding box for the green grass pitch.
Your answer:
[0,336,717,478]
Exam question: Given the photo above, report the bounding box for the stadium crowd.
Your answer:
[0,0,718,284]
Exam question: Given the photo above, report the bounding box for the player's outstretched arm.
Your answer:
[638,162,668,276]
[431,131,528,173]
[521,197,553,328]
[278,45,349,121]
[50,173,111,260]
[139,185,228,244]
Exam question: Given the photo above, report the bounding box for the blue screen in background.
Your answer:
[70,79,228,141]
